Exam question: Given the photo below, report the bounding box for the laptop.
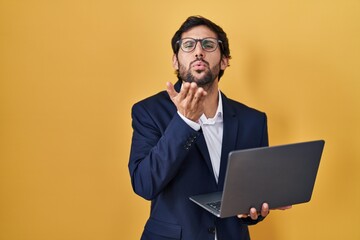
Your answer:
[189,140,325,218]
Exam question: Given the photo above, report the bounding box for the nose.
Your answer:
[194,41,205,59]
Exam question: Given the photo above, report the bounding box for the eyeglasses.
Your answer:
[176,37,222,53]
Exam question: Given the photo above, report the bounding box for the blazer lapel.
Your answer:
[217,93,238,189]
[195,131,216,180]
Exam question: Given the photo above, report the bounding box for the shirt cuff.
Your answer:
[177,111,201,131]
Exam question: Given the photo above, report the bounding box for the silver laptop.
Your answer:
[189,140,325,218]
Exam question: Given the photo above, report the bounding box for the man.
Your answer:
[129,16,283,240]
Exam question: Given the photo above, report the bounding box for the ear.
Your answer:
[172,54,179,70]
[220,56,229,70]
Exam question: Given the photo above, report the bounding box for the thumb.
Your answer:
[166,82,177,99]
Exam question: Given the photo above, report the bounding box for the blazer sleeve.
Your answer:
[128,101,201,200]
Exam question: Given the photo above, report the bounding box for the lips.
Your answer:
[191,60,208,71]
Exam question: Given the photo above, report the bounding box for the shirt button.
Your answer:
[208,227,215,234]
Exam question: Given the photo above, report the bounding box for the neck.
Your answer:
[203,81,219,118]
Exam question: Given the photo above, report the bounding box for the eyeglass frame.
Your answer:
[175,37,223,53]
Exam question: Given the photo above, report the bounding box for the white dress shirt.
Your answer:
[198,93,223,183]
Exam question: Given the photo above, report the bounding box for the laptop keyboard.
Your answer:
[207,201,222,211]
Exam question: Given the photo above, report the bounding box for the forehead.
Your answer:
[181,25,217,39]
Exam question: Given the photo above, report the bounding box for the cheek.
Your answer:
[177,58,189,71]
[178,62,187,74]
[177,53,192,66]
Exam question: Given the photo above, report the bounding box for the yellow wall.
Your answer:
[1,0,359,239]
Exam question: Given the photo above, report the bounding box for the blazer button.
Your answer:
[208,227,215,234]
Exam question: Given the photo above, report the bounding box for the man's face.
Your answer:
[173,25,228,89]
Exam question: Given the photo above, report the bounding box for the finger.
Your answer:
[178,82,191,100]
[237,214,248,218]
[186,82,198,102]
[190,87,204,107]
[166,82,177,99]
[249,208,258,220]
[261,203,269,217]
[192,86,207,103]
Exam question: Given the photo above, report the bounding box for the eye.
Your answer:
[182,39,195,50]
[202,39,217,50]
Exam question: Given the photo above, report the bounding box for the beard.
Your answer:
[178,59,220,90]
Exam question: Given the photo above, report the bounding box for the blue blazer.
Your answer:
[129,80,269,240]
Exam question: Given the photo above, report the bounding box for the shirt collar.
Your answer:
[200,90,223,125]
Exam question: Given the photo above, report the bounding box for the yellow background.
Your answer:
[1,0,359,239]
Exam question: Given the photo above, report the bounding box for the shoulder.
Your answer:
[132,80,182,111]
[133,90,171,110]
[131,90,177,121]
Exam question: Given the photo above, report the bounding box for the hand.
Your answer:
[237,204,292,220]
[166,81,207,122]
[237,203,270,220]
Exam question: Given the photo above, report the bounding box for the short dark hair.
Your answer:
[171,16,231,80]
